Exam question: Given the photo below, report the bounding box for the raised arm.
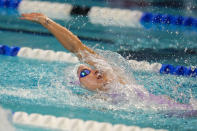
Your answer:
[20,13,100,67]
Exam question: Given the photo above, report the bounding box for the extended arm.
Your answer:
[20,13,100,67]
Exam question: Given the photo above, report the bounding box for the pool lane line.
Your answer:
[1,0,197,29]
[12,111,166,131]
[19,1,197,28]
[0,26,114,44]
[0,45,196,77]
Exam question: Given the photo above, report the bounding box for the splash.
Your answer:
[1,49,196,117]
[73,49,197,112]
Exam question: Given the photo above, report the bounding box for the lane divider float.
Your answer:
[0,0,197,28]
[13,111,166,131]
[0,45,196,77]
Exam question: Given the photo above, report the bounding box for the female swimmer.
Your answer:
[20,13,197,112]
[20,13,126,92]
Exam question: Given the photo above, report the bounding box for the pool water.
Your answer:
[0,0,197,131]
[1,52,197,131]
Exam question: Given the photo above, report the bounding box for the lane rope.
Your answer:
[0,45,196,77]
[1,0,197,28]
[13,111,166,131]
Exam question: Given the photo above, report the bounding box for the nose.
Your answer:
[94,70,102,79]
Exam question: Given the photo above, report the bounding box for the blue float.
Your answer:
[0,0,21,8]
[140,13,153,23]
[184,67,193,76]
[0,45,10,55]
[10,46,20,56]
[173,16,184,25]
[174,66,187,75]
[184,17,195,26]
[160,64,197,77]
[162,14,174,24]
[160,64,175,74]
[191,68,197,77]
[152,14,163,23]
[140,12,197,29]
[0,45,20,56]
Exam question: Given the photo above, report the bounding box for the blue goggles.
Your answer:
[80,69,91,78]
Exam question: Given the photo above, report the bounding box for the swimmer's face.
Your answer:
[77,65,107,91]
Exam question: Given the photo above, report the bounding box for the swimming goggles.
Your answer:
[80,69,91,78]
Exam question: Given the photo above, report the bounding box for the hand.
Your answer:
[20,13,48,25]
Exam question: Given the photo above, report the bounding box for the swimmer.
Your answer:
[20,13,125,91]
[20,13,197,113]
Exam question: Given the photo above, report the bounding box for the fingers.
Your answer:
[20,13,46,24]
[21,13,33,17]
[20,13,33,20]
[20,15,34,21]
[20,16,34,21]
[21,13,42,17]
[20,13,42,22]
